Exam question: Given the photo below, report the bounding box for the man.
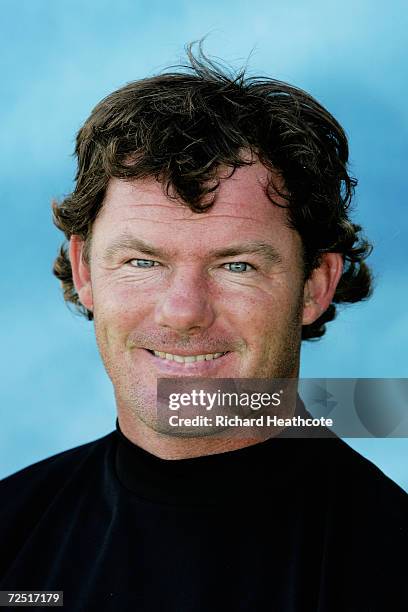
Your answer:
[0,47,406,611]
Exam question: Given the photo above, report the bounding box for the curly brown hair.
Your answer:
[52,43,372,340]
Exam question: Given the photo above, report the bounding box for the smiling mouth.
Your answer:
[146,350,229,363]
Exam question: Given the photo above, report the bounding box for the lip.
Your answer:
[140,348,233,375]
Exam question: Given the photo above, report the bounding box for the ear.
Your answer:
[69,236,93,312]
[302,253,343,325]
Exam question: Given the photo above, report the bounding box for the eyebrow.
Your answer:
[103,235,282,265]
[209,242,283,265]
[103,236,171,262]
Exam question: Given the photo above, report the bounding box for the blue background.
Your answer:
[1,0,407,490]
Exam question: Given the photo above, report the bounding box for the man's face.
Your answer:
[76,163,311,428]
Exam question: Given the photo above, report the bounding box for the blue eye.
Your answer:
[130,259,157,268]
[225,262,253,273]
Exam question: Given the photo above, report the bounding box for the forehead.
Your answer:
[93,162,299,254]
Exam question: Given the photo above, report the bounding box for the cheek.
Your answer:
[93,277,154,340]
[224,285,296,328]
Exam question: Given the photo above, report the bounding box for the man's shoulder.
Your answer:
[0,431,116,508]
[0,432,117,581]
[312,436,407,513]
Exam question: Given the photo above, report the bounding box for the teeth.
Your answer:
[184,356,196,363]
[152,351,226,363]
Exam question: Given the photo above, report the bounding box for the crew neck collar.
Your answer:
[114,396,320,505]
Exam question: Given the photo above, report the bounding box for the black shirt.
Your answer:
[0,419,407,611]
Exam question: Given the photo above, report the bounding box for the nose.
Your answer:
[154,267,216,334]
